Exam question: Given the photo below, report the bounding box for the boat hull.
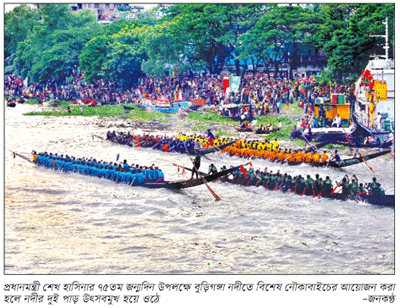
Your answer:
[131,166,237,189]
[310,150,390,168]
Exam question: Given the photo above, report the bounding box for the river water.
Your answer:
[4,104,395,274]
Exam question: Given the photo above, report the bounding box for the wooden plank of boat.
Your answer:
[300,188,394,208]
[311,150,390,168]
[335,140,393,148]
[328,193,394,208]
[193,141,236,155]
[304,141,333,152]
[254,129,275,135]
[131,166,238,189]
[235,127,253,132]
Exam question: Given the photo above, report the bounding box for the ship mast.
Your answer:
[369,17,389,60]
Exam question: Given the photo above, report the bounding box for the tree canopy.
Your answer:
[6,3,395,85]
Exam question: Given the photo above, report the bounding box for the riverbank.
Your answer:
[15,98,386,157]
[21,99,301,138]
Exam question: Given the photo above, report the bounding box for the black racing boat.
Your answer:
[224,172,394,208]
[304,140,334,152]
[255,129,275,135]
[100,133,236,156]
[286,150,390,167]
[131,166,238,189]
[335,140,393,148]
[328,193,394,208]
[310,150,390,168]
[191,141,236,156]
[12,151,239,191]
[235,127,253,132]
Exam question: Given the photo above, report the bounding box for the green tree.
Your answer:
[14,4,101,83]
[311,3,394,79]
[164,3,264,75]
[79,19,139,83]
[101,25,147,89]
[4,4,40,60]
[251,5,320,79]
[136,20,206,77]
[79,36,109,83]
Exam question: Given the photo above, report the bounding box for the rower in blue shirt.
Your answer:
[136,172,145,184]
[155,167,164,182]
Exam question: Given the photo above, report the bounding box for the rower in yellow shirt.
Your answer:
[272,139,279,150]
[287,152,295,163]
[321,151,329,162]
[304,151,312,163]
[276,150,284,162]
[294,151,304,163]
[311,151,321,163]
[269,150,276,161]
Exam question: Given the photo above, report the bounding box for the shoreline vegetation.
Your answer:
[16,96,350,151]
[21,98,296,136]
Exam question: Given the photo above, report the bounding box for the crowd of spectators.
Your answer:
[5,71,355,125]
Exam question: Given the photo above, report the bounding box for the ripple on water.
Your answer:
[4,105,394,274]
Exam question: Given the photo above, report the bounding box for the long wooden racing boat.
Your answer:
[223,171,394,208]
[310,150,390,168]
[335,140,393,148]
[286,182,394,207]
[192,140,236,156]
[254,129,275,135]
[328,192,394,208]
[97,133,236,156]
[131,166,238,189]
[235,127,253,132]
[12,151,239,191]
[286,150,390,168]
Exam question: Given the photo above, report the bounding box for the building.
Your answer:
[155,3,174,19]
[71,3,145,21]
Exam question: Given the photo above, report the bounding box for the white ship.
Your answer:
[353,18,394,140]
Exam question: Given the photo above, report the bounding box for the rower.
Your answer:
[272,139,279,150]
[314,174,323,194]
[322,176,333,196]
[311,151,320,163]
[321,150,329,162]
[155,167,164,182]
[32,150,38,163]
[367,177,385,195]
[339,176,350,195]
[331,150,341,161]
[208,163,218,175]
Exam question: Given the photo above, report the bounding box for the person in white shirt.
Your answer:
[375,112,382,131]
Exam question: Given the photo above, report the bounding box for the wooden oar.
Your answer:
[11,151,35,164]
[92,134,105,140]
[302,134,317,152]
[331,183,340,195]
[362,156,375,173]
[182,135,221,201]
